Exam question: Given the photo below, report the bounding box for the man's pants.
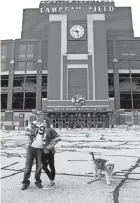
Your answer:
[42,151,55,181]
[22,146,43,186]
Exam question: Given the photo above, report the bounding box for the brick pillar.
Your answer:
[113,59,120,110]
[7,40,15,110]
[63,55,67,100]
[113,40,120,110]
[36,41,42,110]
[88,55,93,100]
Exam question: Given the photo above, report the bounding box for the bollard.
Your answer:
[67,125,68,130]
[126,125,129,131]
[96,125,98,130]
[0,123,3,130]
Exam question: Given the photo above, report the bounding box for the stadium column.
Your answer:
[87,14,108,101]
[48,14,67,101]
[36,41,42,110]
[7,40,15,110]
[113,40,120,110]
[63,55,67,100]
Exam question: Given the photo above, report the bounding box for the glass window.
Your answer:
[119,74,130,92]
[27,62,34,70]
[19,44,34,60]
[42,92,47,98]
[1,76,9,87]
[25,92,36,109]
[1,45,7,60]
[1,94,7,109]
[15,62,26,71]
[42,75,47,98]
[27,45,34,59]
[13,76,25,87]
[42,75,47,87]
[19,45,26,60]
[120,93,140,109]
[1,63,7,71]
[133,94,140,109]
[120,94,132,109]
[119,74,130,78]
[109,93,114,98]
[26,75,36,84]
[12,92,23,109]
[108,74,114,92]
[131,74,140,92]
[132,74,140,78]
[26,75,36,90]
[132,78,140,92]
[119,74,140,92]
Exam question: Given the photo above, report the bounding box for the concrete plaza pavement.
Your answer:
[0,128,140,203]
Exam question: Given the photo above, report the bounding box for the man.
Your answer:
[42,119,61,189]
[21,111,46,190]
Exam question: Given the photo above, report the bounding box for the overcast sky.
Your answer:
[0,0,139,40]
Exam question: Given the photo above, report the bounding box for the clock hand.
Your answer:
[73,29,79,34]
[75,29,79,34]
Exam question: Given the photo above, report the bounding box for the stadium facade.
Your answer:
[1,0,140,127]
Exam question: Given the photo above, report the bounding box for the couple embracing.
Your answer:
[21,111,61,190]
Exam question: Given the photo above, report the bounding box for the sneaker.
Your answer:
[35,183,43,189]
[43,183,56,189]
[21,184,29,190]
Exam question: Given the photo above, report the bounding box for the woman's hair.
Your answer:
[45,117,51,128]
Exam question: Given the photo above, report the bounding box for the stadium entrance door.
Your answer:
[47,112,109,128]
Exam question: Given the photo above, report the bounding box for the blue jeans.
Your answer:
[22,146,43,186]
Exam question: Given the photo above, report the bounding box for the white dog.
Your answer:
[90,152,114,185]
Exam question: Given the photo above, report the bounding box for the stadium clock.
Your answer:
[70,25,84,39]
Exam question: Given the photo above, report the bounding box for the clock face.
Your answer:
[70,25,84,39]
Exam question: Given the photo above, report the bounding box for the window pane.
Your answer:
[27,62,33,70]
[42,92,47,98]
[120,94,132,109]
[132,78,140,92]
[1,94,7,109]
[26,75,36,84]
[133,94,140,109]
[12,92,23,109]
[1,45,7,59]
[27,45,34,59]
[19,45,26,60]
[26,75,36,91]
[109,93,114,98]
[15,62,26,71]
[25,92,36,109]
[119,77,130,92]
[1,76,9,87]
[108,74,114,92]
[1,63,7,71]
[42,75,47,87]
[119,74,130,78]
[13,76,25,87]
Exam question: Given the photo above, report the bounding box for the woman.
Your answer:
[42,118,61,189]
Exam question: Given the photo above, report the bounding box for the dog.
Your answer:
[90,152,114,185]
